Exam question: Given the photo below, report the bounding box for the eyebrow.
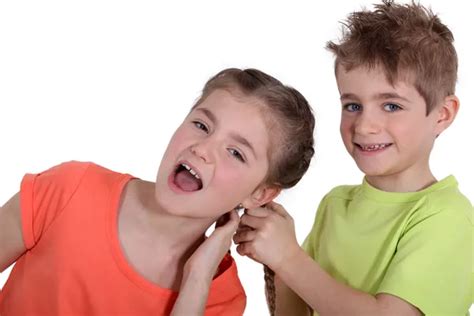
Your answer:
[375,92,410,102]
[195,108,257,158]
[340,92,410,102]
[196,108,217,124]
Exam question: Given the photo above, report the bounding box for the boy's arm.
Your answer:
[0,193,26,273]
[236,202,422,316]
[276,248,421,316]
[274,274,312,316]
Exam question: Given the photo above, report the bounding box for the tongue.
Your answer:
[175,170,200,192]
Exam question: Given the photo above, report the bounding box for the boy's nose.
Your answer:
[354,112,381,135]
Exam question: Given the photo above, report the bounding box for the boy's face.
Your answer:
[336,65,441,183]
[155,89,273,218]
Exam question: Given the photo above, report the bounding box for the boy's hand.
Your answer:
[233,201,300,271]
[183,209,240,282]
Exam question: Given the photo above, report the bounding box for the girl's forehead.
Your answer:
[193,90,268,121]
[201,88,264,108]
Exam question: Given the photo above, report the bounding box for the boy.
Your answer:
[234,1,472,315]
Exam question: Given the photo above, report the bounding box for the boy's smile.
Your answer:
[155,89,273,218]
[354,142,392,153]
[336,65,446,191]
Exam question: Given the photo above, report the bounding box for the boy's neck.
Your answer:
[365,169,437,193]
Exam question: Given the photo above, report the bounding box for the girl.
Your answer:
[0,68,315,315]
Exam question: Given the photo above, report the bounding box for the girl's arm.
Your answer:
[0,193,26,273]
[234,202,421,316]
[170,210,240,316]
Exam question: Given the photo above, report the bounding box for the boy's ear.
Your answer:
[434,95,460,135]
[241,185,281,209]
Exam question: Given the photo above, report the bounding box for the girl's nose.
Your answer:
[190,140,214,163]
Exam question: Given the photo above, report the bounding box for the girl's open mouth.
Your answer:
[172,162,203,192]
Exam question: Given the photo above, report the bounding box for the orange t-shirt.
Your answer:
[0,161,246,315]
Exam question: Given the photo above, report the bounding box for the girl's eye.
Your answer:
[228,148,245,163]
[344,103,362,112]
[384,103,402,112]
[193,121,209,133]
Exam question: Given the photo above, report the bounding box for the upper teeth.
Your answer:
[361,144,389,151]
[181,163,200,179]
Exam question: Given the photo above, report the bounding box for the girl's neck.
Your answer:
[120,179,214,261]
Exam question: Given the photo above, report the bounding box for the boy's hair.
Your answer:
[327,0,457,114]
[194,68,315,189]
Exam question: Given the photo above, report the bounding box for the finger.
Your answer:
[244,206,272,218]
[227,209,240,230]
[215,213,229,228]
[233,229,257,244]
[236,242,252,257]
[240,214,266,229]
[236,224,253,234]
[218,210,240,234]
[266,201,291,218]
[236,243,260,263]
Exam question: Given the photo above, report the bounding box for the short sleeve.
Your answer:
[20,161,90,249]
[377,207,472,315]
[302,195,330,259]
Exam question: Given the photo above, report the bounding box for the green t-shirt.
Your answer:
[303,176,473,315]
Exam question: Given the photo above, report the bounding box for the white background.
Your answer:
[1,1,472,314]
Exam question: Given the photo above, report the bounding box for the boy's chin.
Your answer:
[355,163,390,178]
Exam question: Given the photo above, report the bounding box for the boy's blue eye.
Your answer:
[384,103,402,112]
[344,103,362,112]
[228,148,245,163]
[193,121,209,132]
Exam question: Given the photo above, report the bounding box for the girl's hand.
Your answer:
[233,201,300,272]
[171,210,240,316]
[183,209,240,282]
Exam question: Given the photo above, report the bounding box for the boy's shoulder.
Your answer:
[321,177,472,224]
[323,183,363,201]
[423,178,473,224]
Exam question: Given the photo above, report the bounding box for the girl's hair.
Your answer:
[327,0,457,114]
[194,68,315,315]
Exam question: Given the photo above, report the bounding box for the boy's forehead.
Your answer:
[336,64,417,90]
[336,63,416,86]
[336,64,427,105]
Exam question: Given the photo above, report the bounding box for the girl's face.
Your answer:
[155,89,276,218]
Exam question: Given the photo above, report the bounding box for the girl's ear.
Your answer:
[241,185,281,209]
[435,95,460,135]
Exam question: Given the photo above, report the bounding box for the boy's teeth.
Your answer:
[361,144,388,151]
